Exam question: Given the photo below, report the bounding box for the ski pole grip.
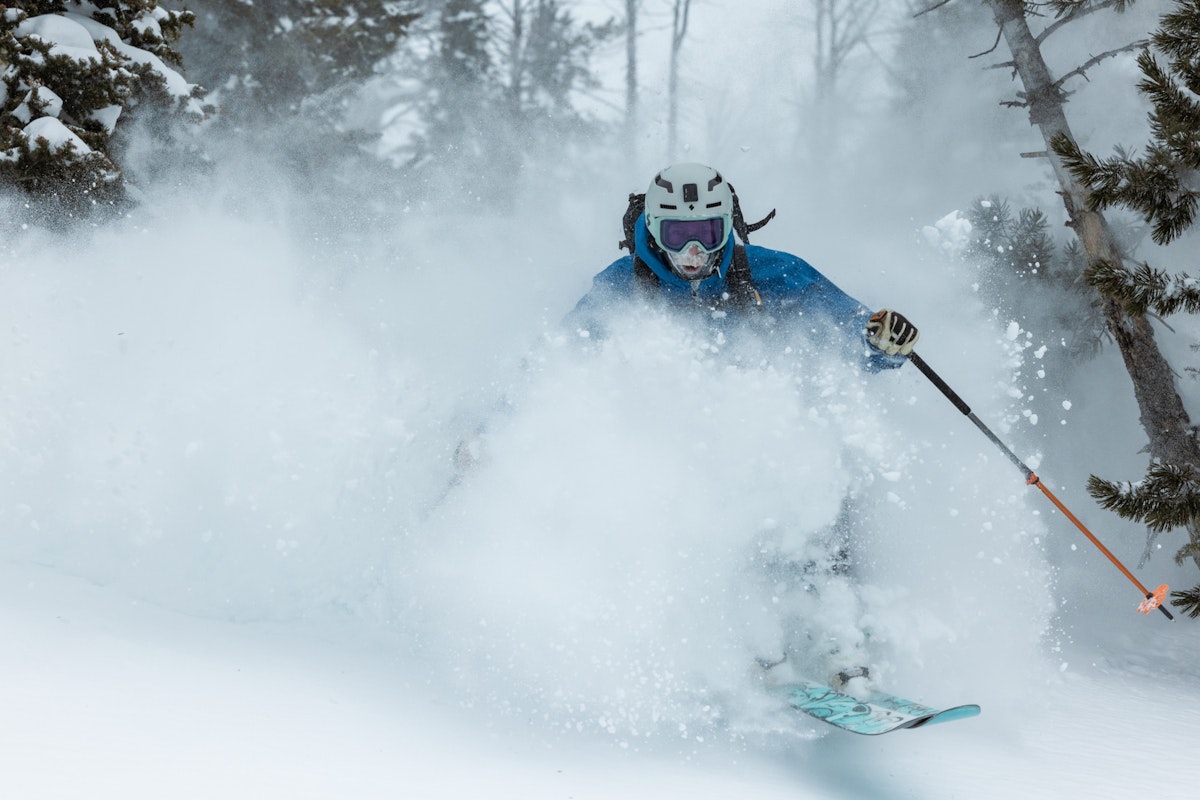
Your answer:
[907,353,972,416]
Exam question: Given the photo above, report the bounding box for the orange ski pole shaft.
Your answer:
[907,351,1173,620]
[1031,479,1168,612]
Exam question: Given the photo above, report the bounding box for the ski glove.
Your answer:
[866,309,919,356]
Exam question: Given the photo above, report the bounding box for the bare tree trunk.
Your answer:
[490,0,530,199]
[625,0,638,154]
[984,0,1200,560]
[667,0,691,159]
[805,0,878,180]
[499,0,527,118]
[811,0,832,169]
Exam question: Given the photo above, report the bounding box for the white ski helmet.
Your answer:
[644,162,735,280]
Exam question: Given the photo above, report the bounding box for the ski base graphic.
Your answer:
[776,680,980,735]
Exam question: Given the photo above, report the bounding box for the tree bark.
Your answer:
[984,0,1200,562]
[625,0,638,155]
[502,0,527,118]
[667,0,691,159]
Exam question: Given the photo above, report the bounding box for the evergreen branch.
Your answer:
[1035,0,1122,45]
[1170,583,1200,618]
[1046,6,1200,249]
[1153,1,1200,70]
[1085,260,1200,316]
[1136,51,1200,171]
[1151,269,1200,316]
[1088,463,1200,533]
[1052,131,1198,245]
[1039,0,1135,17]
[1051,131,1124,208]
[1176,541,1200,566]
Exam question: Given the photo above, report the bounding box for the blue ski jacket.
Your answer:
[566,213,906,372]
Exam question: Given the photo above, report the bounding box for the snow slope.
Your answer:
[4,559,1198,799]
[3,192,1199,798]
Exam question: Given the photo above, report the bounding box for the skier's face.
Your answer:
[651,214,727,281]
[672,244,709,276]
[666,244,720,281]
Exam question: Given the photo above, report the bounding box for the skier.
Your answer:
[452,164,923,690]
[564,162,923,690]
[565,161,920,368]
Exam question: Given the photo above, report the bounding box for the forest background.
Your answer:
[4,0,1200,628]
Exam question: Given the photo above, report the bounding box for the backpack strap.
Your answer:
[633,254,660,298]
[728,184,776,243]
[724,244,762,310]
[619,193,645,254]
[621,192,664,300]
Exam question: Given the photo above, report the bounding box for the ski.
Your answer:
[775,679,980,736]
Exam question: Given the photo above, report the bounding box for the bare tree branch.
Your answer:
[1034,0,1121,44]
[913,0,953,17]
[969,27,1004,60]
[1052,39,1149,91]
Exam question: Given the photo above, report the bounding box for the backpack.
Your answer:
[618,187,776,309]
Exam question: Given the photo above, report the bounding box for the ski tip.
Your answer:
[1137,584,1170,616]
[924,704,981,727]
[900,704,981,730]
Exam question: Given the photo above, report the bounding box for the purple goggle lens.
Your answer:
[658,217,726,252]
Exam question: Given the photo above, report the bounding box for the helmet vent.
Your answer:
[655,175,674,192]
[682,183,699,203]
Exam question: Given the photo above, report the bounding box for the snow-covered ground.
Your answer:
[4,558,1198,799]
[4,194,1199,799]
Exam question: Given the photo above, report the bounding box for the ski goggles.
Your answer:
[650,215,731,253]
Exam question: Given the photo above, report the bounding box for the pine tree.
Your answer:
[966,196,1105,346]
[181,0,418,121]
[967,196,1026,300]
[168,0,418,245]
[1052,1,1199,251]
[1049,0,1200,617]
[0,0,204,216]
[440,0,492,92]
[960,194,1107,431]
[969,0,1200,482]
[175,0,418,190]
[399,0,615,206]
[423,0,497,167]
[522,0,611,128]
[491,0,615,150]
